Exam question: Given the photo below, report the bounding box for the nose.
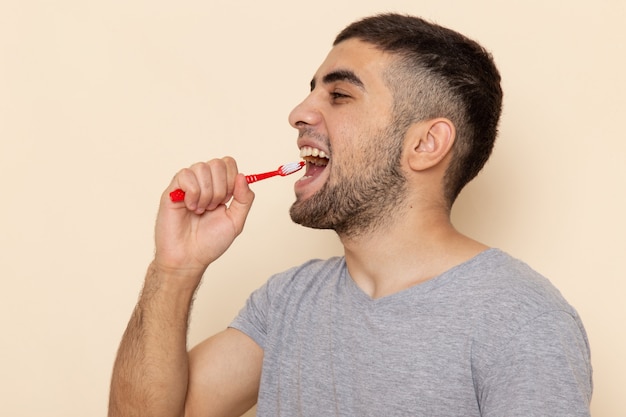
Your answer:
[288,93,322,129]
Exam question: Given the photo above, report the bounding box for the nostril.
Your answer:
[288,96,322,128]
[288,109,303,128]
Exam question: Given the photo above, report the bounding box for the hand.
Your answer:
[153,157,255,281]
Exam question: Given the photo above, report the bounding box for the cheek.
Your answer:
[326,107,393,167]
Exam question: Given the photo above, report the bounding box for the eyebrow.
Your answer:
[310,69,365,92]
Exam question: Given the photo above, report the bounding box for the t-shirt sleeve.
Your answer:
[228,279,273,350]
[227,259,331,350]
[477,310,593,417]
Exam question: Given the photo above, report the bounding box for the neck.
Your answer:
[338,203,487,299]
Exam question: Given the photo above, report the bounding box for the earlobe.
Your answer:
[407,118,455,171]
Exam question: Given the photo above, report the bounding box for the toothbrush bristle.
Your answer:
[280,161,305,175]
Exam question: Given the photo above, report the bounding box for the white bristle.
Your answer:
[281,161,304,174]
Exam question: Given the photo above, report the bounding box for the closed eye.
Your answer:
[330,91,351,101]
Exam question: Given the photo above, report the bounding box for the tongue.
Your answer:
[305,162,327,177]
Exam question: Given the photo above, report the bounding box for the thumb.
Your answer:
[227,173,255,234]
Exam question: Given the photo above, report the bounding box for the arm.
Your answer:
[108,157,261,417]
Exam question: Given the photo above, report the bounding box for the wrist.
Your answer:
[146,260,206,294]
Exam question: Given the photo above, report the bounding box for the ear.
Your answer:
[405,118,455,172]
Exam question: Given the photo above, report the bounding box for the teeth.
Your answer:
[299,146,329,159]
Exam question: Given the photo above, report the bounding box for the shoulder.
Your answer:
[461,249,579,319]
[257,256,346,305]
[466,250,593,412]
[229,257,345,349]
[245,257,345,308]
[459,249,589,360]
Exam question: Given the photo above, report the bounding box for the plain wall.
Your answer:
[1,0,624,415]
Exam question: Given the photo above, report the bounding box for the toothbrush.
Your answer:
[169,161,305,202]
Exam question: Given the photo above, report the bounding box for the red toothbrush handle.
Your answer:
[169,161,303,202]
[169,189,186,202]
[169,171,279,202]
[244,171,280,184]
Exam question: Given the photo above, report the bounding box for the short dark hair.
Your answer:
[334,13,503,205]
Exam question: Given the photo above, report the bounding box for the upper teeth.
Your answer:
[300,146,329,159]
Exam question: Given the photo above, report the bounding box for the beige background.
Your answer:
[1,0,624,416]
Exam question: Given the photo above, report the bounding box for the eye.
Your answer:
[330,91,351,101]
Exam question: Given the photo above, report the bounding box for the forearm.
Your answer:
[108,263,202,417]
[108,159,254,416]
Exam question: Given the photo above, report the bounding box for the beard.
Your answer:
[289,121,408,238]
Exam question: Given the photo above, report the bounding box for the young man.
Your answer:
[109,14,592,417]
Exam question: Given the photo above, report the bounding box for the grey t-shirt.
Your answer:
[230,249,592,416]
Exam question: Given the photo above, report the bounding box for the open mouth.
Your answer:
[299,146,329,179]
[300,146,329,166]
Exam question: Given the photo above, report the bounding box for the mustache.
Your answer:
[297,126,329,143]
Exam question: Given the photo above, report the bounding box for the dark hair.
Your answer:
[334,13,503,206]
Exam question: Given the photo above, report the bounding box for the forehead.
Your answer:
[313,39,394,90]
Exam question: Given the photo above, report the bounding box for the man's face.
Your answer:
[288,39,408,237]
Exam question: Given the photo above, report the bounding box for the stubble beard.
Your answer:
[289,122,408,239]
